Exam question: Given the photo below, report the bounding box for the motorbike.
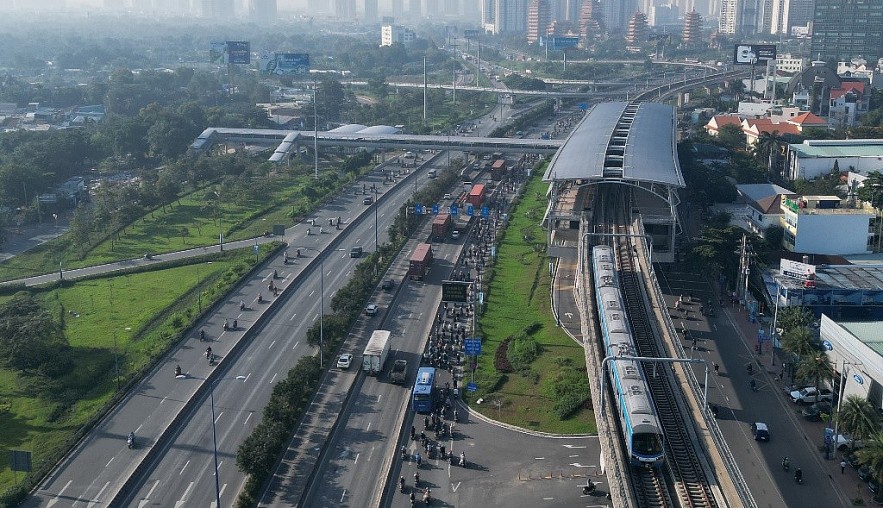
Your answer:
[174,365,182,377]
[750,379,758,392]
[409,492,415,506]
[240,301,245,311]
[795,469,803,484]
[258,295,263,304]
[782,457,791,471]
[423,488,431,504]
[205,347,212,359]
[199,329,205,341]
[711,404,719,418]
[746,363,754,374]
[127,432,134,449]
[399,476,406,493]
[582,480,596,495]
[209,353,216,366]
[414,472,420,487]
[459,452,466,467]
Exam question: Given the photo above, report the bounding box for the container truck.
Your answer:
[409,243,433,280]
[362,329,391,376]
[432,213,452,240]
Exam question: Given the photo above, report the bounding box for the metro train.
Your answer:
[592,245,665,466]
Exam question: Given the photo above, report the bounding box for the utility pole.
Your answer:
[423,57,427,125]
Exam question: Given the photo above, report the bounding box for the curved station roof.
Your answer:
[542,102,684,188]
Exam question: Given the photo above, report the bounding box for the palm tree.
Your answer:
[782,327,817,359]
[838,395,880,444]
[753,130,786,175]
[796,352,833,398]
[857,433,883,501]
[776,307,814,336]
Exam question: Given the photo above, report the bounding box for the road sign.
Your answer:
[432,204,439,215]
[578,102,589,111]
[464,338,482,356]
[415,204,424,215]
[442,280,471,303]
[466,205,474,216]
[466,382,478,392]
[481,206,489,218]
[450,205,459,217]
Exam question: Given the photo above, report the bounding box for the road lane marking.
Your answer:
[85,481,110,508]
[215,412,223,424]
[289,313,297,321]
[269,340,276,349]
[161,397,167,405]
[340,489,347,503]
[293,341,299,350]
[180,460,190,475]
[47,480,72,507]
[217,460,223,471]
[245,412,253,425]
[451,481,461,492]
[145,479,159,499]
[534,457,545,460]
[366,422,371,431]
[309,290,315,297]
[135,424,143,433]
[244,373,252,382]
[174,481,193,507]
[271,373,278,383]
[562,444,586,449]
[354,453,360,464]
[313,313,318,322]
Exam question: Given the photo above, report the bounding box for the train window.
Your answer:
[633,433,664,455]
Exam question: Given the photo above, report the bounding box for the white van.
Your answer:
[427,169,436,179]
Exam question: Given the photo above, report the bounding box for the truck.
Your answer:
[389,359,408,384]
[490,159,507,181]
[432,213,452,240]
[362,329,391,376]
[467,183,486,208]
[409,243,433,280]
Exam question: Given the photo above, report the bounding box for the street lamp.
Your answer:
[210,375,246,508]
[291,246,346,367]
[214,191,223,251]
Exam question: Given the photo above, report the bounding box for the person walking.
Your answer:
[841,459,847,474]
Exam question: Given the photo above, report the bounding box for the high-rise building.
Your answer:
[407,0,422,17]
[811,0,883,64]
[481,0,496,27]
[493,0,529,33]
[769,0,813,34]
[579,0,604,44]
[249,0,276,24]
[335,0,356,20]
[391,0,404,18]
[200,0,234,19]
[364,0,379,20]
[441,0,460,15]
[719,0,761,34]
[381,24,417,45]
[424,0,440,16]
[463,0,481,21]
[527,0,553,42]
[604,0,639,33]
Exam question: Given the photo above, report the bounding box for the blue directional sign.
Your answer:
[432,204,440,215]
[466,205,474,216]
[481,206,489,218]
[464,338,482,356]
[466,382,478,392]
[415,204,425,215]
[450,205,459,217]
[578,102,589,111]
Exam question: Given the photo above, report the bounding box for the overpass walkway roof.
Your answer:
[542,102,684,188]
[190,128,564,162]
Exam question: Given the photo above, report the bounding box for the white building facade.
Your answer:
[381,24,416,46]
[781,196,874,254]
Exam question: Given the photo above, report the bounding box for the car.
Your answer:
[790,386,834,404]
[829,429,865,451]
[381,279,395,290]
[444,193,452,200]
[350,247,363,258]
[451,230,460,240]
[802,401,834,421]
[365,303,378,316]
[336,353,353,369]
[363,196,373,205]
[751,422,770,441]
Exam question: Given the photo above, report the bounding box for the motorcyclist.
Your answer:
[795,468,803,483]
[409,491,415,505]
[414,472,420,486]
[205,347,212,358]
[460,451,466,466]
[232,319,237,329]
[750,379,757,391]
[175,365,182,376]
[127,432,134,448]
[258,294,263,303]
[240,300,245,310]
[399,475,405,492]
[782,457,790,470]
[199,329,205,341]
[423,488,431,503]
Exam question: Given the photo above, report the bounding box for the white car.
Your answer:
[365,303,379,316]
[336,353,353,369]
[444,193,452,200]
[790,386,833,404]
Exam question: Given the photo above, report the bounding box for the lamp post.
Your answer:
[292,246,345,367]
[210,375,246,508]
[214,191,223,251]
[374,187,379,253]
[313,82,319,180]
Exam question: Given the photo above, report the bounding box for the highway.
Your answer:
[118,155,457,507]
[26,157,438,507]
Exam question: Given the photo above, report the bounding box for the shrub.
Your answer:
[508,335,540,370]
[494,337,514,373]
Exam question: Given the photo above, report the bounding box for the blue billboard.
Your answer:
[226,41,251,65]
[259,53,310,76]
[551,36,580,50]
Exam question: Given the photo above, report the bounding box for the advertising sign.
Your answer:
[226,41,251,64]
[210,42,227,64]
[463,29,480,38]
[551,36,579,50]
[259,53,310,76]
[733,44,776,65]
[780,259,816,281]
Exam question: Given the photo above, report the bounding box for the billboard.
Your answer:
[226,41,251,64]
[551,36,580,50]
[210,42,227,64]
[733,44,776,65]
[780,259,816,281]
[259,53,310,76]
[463,29,480,38]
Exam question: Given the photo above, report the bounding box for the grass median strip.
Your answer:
[469,173,595,435]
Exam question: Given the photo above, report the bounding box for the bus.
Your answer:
[412,366,437,413]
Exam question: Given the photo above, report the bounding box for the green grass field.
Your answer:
[470,175,596,435]
[0,254,253,493]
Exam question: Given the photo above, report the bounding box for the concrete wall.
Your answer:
[794,213,872,254]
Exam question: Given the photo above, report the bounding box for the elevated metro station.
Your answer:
[542,101,685,263]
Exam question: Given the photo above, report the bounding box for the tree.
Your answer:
[838,395,880,444]
[796,353,833,398]
[763,225,784,249]
[857,433,883,501]
[856,171,883,209]
[753,130,786,175]
[0,293,70,375]
[716,124,744,150]
[782,327,817,360]
[776,306,814,336]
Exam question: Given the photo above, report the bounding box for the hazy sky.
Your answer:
[31,1,379,11]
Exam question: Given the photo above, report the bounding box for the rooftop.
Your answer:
[789,139,883,158]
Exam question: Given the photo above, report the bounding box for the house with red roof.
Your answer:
[704,114,743,137]
[828,81,870,129]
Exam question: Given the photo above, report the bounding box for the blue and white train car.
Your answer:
[592,245,665,467]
